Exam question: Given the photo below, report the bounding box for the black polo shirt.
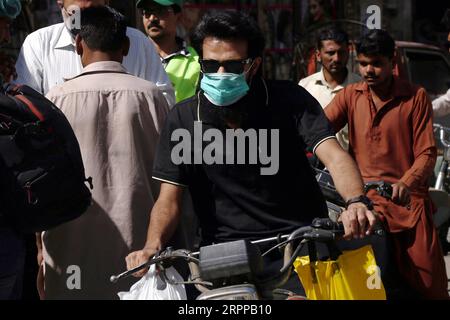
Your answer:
[153,77,336,244]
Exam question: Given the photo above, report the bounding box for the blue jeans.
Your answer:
[0,226,25,300]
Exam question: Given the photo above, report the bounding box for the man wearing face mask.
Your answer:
[0,0,24,301]
[14,0,175,107]
[126,11,380,296]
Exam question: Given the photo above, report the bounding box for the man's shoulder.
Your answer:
[45,82,69,100]
[264,79,324,113]
[46,72,161,98]
[125,26,148,41]
[298,72,321,87]
[342,80,366,93]
[125,27,157,58]
[404,79,425,95]
[118,72,160,91]
[267,79,313,99]
[392,77,428,99]
[168,95,198,124]
[23,23,64,43]
[268,79,304,89]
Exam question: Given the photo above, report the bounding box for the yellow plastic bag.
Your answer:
[293,245,386,300]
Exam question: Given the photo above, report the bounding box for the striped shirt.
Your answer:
[14,23,175,107]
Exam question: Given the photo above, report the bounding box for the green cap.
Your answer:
[0,0,21,19]
[136,0,183,9]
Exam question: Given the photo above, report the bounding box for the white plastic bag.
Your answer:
[118,265,187,300]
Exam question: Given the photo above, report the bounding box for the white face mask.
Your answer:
[61,4,81,38]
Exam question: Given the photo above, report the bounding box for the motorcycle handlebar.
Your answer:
[110,219,385,294]
[109,249,197,284]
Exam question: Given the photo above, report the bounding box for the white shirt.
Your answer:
[299,69,361,108]
[432,89,450,118]
[15,23,175,107]
[299,69,361,150]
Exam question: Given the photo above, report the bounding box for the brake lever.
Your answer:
[110,249,162,283]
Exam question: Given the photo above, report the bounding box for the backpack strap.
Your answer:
[14,95,45,122]
[4,85,45,122]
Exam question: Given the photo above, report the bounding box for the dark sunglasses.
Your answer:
[199,58,253,74]
[142,6,173,19]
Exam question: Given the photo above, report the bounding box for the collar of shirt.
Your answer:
[354,76,413,98]
[64,61,128,81]
[160,38,190,65]
[54,25,75,50]
[315,68,360,93]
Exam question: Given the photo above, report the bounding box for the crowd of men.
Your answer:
[1,0,449,300]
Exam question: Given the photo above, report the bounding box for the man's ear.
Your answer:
[315,49,322,63]
[250,57,263,78]
[390,51,397,71]
[75,34,83,56]
[122,36,130,57]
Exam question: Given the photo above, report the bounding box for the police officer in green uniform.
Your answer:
[136,0,200,103]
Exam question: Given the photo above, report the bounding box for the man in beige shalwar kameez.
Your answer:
[40,6,169,299]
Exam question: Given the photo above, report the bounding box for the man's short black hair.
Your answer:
[357,29,396,59]
[79,5,127,52]
[316,27,349,49]
[191,11,265,59]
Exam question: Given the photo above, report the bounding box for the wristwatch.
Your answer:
[345,195,374,210]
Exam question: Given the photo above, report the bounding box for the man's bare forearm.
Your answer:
[316,139,378,238]
[143,194,182,252]
[316,139,365,202]
[327,152,365,201]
